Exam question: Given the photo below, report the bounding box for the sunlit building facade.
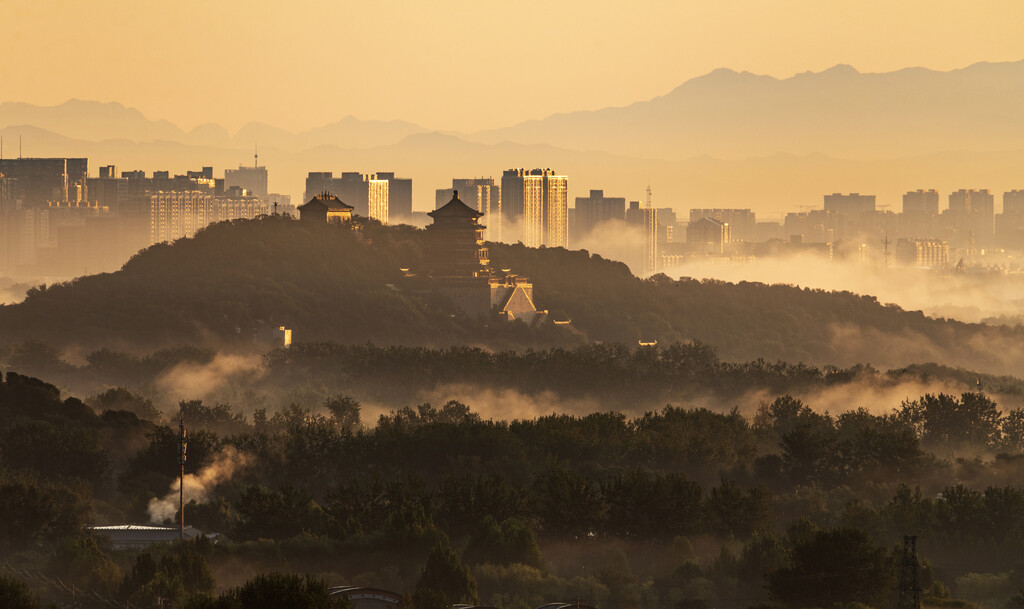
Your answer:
[149,191,214,243]
[895,238,949,268]
[375,172,412,223]
[501,168,568,248]
[367,176,389,225]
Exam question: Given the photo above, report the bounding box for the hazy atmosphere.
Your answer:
[4,1,1023,132]
[3,2,1024,609]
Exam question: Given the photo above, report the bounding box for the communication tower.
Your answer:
[897,535,922,609]
[178,416,187,540]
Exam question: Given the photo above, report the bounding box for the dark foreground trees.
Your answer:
[184,572,348,609]
[0,576,44,609]
[767,528,895,609]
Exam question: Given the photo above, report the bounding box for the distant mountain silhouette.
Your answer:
[5,60,1024,210]
[0,99,185,143]
[464,60,1024,159]
[0,101,428,152]
[7,60,1024,160]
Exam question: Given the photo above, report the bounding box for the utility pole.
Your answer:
[881,232,891,268]
[178,415,187,540]
[897,535,922,609]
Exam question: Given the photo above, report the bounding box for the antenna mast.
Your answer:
[254,144,258,168]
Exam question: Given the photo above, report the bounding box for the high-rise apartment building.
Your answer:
[337,172,372,218]
[87,176,128,216]
[225,164,269,199]
[1004,190,1024,216]
[375,172,412,223]
[149,191,214,244]
[902,189,939,215]
[367,176,389,224]
[501,168,568,248]
[948,189,994,215]
[0,175,13,212]
[574,190,626,238]
[900,190,940,239]
[0,158,89,207]
[946,189,995,247]
[824,193,876,215]
[997,190,1024,247]
[690,209,756,242]
[784,210,844,243]
[895,238,949,268]
[687,217,730,254]
[304,172,335,202]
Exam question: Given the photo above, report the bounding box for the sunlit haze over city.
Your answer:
[3,2,1024,609]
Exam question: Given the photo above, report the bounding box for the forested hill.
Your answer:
[0,216,1021,373]
[487,243,1024,374]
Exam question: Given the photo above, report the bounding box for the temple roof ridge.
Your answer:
[428,190,483,219]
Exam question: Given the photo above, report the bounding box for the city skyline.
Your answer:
[2,1,1024,132]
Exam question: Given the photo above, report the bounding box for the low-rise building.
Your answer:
[297,193,354,224]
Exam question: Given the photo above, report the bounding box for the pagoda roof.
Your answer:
[299,192,353,211]
[429,191,483,219]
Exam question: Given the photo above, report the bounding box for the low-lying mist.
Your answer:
[571,220,647,272]
[412,376,1009,424]
[6,336,1022,429]
[569,216,1024,326]
[0,277,36,305]
[154,353,264,400]
[662,252,1024,325]
[140,352,1024,431]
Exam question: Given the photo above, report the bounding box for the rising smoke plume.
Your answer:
[147,446,251,524]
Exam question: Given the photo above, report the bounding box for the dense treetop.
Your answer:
[2,361,1024,609]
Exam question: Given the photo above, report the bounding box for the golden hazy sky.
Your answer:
[3,0,1023,132]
